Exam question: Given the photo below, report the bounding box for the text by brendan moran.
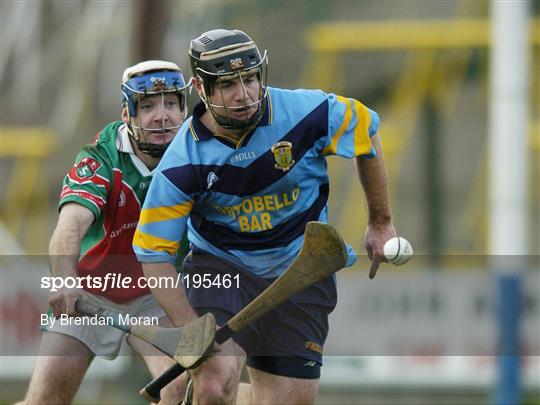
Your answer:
[41,314,158,328]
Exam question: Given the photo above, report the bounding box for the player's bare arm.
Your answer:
[354,134,396,279]
[135,29,394,404]
[18,60,191,405]
[48,203,94,317]
[142,262,199,327]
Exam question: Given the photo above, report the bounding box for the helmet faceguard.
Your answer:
[189,29,268,131]
[121,60,190,158]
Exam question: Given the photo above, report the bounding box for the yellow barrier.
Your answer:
[305,17,540,51]
[1,127,59,254]
[303,16,540,255]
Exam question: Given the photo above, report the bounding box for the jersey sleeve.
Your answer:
[133,162,195,264]
[321,93,380,159]
[59,150,112,218]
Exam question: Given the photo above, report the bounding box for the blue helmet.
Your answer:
[120,60,191,158]
[121,60,190,117]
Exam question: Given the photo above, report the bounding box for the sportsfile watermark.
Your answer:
[41,273,240,292]
[2,255,539,359]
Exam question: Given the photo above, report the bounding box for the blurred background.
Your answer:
[1,1,539,404]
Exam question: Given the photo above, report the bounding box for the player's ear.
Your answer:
[121,107,130,124]
[192,78,204,97]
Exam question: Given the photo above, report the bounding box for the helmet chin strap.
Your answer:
[211,103,264,131]
[133,139,171,158]
[200,82,267,131]
[126,124,180,158]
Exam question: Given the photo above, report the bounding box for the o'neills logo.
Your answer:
[305,341,323,353]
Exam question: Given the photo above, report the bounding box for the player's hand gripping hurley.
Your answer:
[74,300,216,369]
[140,221,348,402]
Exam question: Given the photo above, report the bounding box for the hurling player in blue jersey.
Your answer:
[134,29,396,404]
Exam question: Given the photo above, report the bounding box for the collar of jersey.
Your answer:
[190,91,272,142]
[117,124,135,154]
[117,123,154,176]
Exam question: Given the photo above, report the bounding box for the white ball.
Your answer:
[384,237,413,266]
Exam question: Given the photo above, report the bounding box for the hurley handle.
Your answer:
[139,363,185,402]
[139,324,234,401]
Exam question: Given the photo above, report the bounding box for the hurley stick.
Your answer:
[75,299,216,369]
[140,221,347,401]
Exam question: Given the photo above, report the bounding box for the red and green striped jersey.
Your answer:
[59,121,188,303]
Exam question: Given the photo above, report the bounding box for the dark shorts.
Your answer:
[183,248,337,379]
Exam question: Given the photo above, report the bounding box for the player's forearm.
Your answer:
[142,262,199,327]
[49,203,94,278]
[48,222,82,278]
[355,135,392,225]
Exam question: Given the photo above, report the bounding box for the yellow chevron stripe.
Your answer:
[133,230,179,256]
[189,122,199,141]
[138,201,193,226]
[353,100,373,156]
[322,95,352,155]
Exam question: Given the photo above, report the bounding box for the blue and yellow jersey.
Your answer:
[133,87,380,278]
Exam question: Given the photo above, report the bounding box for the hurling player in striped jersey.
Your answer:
[134,29,396,404]
[19,61,190,405]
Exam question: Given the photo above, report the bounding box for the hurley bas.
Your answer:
[41,313,159,328]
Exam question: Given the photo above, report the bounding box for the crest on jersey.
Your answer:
[75,157,100,178]
[271,141,295,172]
